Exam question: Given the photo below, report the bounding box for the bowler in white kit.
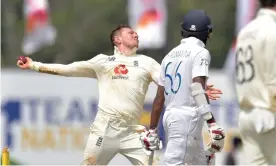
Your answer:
[141,10,225,165]
[17,24,222,165]
[235,0,276,164]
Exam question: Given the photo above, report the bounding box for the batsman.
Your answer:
[141,10,225,165]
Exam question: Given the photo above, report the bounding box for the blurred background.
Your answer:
[1,0,258,165]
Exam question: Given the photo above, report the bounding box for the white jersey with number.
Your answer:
[32,47,160,120]
[159,37,211,112]
[235,9,276,112]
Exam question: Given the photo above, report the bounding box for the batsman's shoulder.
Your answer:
[194,47,210,59]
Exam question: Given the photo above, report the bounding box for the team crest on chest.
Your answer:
[134,61,139,67]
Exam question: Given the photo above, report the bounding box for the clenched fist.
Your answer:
[17,56,33,69]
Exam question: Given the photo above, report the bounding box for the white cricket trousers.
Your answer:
[82,110,152,165]
[163,108,207,165]
[238,108,276,165]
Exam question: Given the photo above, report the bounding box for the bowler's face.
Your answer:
[120,28,139,48]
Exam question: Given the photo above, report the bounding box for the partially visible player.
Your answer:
[140,10,225,165]
[16,24,222,165]
[235,0,276,164]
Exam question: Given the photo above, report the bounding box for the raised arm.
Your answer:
[17,55,104,78]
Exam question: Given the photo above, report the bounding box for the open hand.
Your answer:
[206,84,223,100]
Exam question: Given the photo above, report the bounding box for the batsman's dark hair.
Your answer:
[259,0,276,7]
[110,24,131,47]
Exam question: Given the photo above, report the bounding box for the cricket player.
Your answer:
[140,10,225,165]
[235,0,276,164]
[17,24,222,165]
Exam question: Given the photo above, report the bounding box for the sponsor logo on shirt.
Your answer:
[108,57,116,61]
[200,59,209,66]
[134,60,139,67]
[95,136,103,146]
[112,64,129,80]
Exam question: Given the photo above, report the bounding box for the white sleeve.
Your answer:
[192,50,211,79]
[158,60,165,86]
[32,54,105,78]
[149,59,161,85]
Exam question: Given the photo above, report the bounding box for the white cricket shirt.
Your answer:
[236,9,276,112]
[159,37,211,112]
[32,47,161,120]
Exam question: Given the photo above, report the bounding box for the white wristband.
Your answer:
[30,62,41,71]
